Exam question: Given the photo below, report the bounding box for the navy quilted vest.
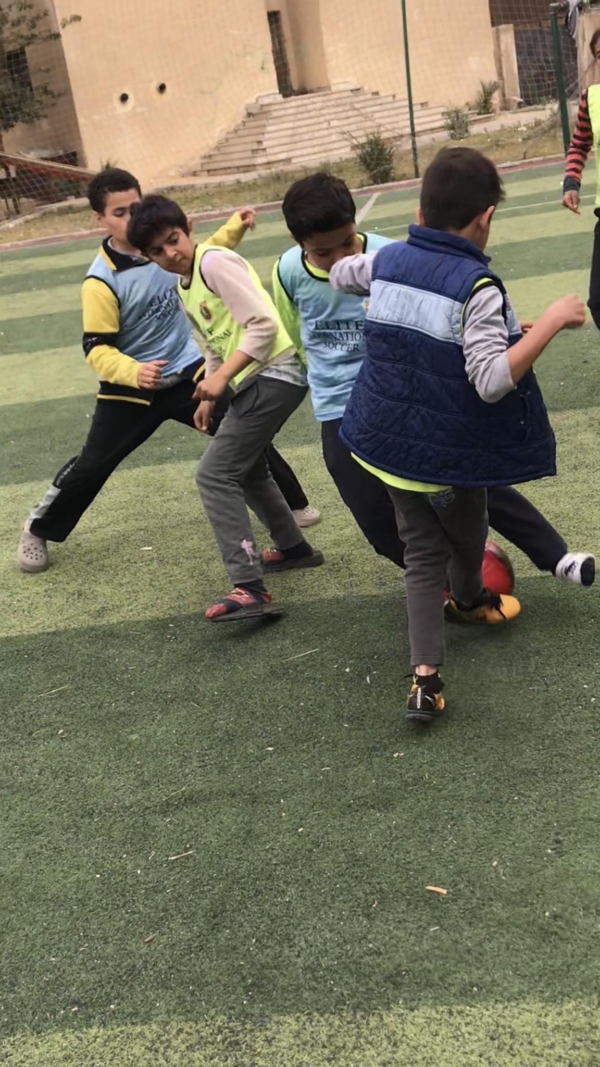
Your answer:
[340,225,556,488]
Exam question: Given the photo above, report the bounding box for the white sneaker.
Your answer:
[555,552,595,587]
[17,525,49,573]
[293,505,321,528]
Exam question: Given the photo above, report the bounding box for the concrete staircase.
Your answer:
[194,87,447,178]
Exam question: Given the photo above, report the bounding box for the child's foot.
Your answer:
[406,672,446,724]
[293,505,321,528]
[205,584,284,622]
[261,541,324,573]
[554,552,595,587]
[17,525,49,573]
[445,589,521,624]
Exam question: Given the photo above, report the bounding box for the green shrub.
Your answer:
[443,106,470,140]
[473,80,500,115]
[349,129,395,185]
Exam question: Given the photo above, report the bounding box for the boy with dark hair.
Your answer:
[334,147,586,721]
[275,172,401,563]
[128,194,323,622]
[17,168,315,573]
[274,170,595,588]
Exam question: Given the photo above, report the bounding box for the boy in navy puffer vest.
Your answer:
[334,148,586,723]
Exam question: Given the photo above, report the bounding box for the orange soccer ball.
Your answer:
[482,540,515,596]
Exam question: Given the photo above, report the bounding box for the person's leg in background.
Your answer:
[487,485,595,587]
[588,211,600,329]
[321,418,405,567]
[264,444,321,528]
[18,398,162,572]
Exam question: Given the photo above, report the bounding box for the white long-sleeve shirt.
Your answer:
[199,251,305,388]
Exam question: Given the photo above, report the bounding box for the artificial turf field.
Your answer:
[2,162,600,1066]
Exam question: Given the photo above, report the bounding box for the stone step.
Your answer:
[201,111,446,168]
[220,96,445,140]
[201,132,422,174]
[244,88,378,115]
[248,93,404,123]
[245,95,408,126]
[210,91,439,136]
[256,106,446,145]
[206,103,446,155]
[194,86,448,178]
[218,102,405,147]
[254,102,431,137]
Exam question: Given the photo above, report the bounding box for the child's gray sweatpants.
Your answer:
[196,375,307,586]
[387,485,489,667]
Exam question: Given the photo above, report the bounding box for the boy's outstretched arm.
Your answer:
[329,252,377,295]
[82,278,165,389]
[271,259,306,363]
[463,287,586,403]
[505,294,586,382]
[206,208,256,251]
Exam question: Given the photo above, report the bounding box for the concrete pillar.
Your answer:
[577,9,600,91]
[493,24,521,110]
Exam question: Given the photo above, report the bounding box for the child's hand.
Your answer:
[562,190,580,215]
[520,321,534,334]
[138,360,168,389]
[195,369,229,401]
[194,400,215,433]
[549,294,586,330]
[239,208,256,231]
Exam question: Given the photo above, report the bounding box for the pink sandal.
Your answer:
[205,586,284,622]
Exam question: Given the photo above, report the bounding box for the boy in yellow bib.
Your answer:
[128,195,324,622]
[17,168,316,575]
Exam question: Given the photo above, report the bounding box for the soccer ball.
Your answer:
[482,540,515,596]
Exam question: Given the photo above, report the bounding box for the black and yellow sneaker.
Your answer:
[444,589,521,625]
[406,672,445,724]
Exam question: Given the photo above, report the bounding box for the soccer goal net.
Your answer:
[0,0,596,226]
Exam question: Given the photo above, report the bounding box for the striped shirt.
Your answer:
[564,89,593,192]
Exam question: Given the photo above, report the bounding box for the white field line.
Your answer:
[356,192,380,226]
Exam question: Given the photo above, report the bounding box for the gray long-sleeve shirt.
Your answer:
[330,252,515,404]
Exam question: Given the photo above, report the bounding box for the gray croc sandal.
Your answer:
[17,527,49,573]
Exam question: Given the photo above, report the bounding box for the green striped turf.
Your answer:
[0,262,94,296]
[1,309,82,356]
[0,389,318,487]
[2,165,600,1066]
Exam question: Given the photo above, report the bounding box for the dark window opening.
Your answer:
[6,47,33,92]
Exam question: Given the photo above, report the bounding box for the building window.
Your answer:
[6,47,34,93]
